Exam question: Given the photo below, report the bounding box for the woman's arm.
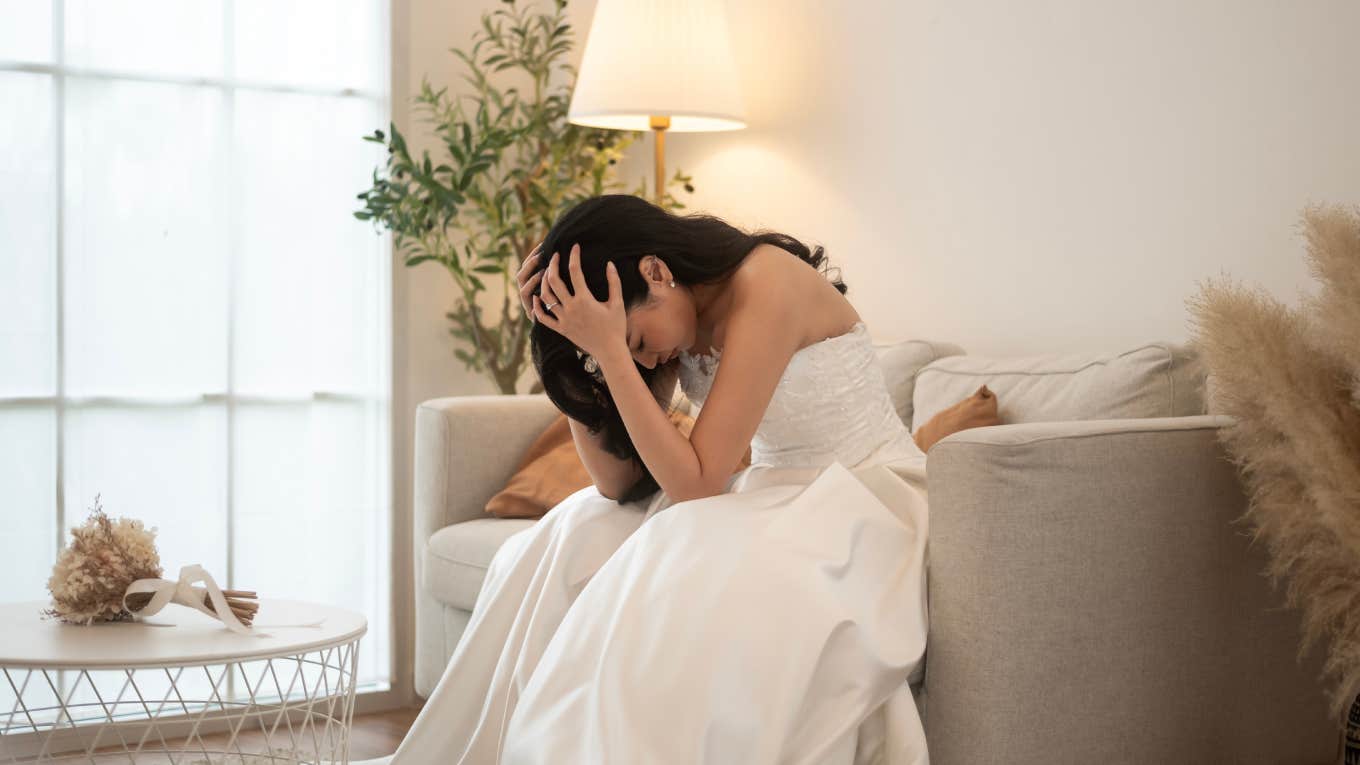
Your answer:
[568,416,644,501]
[568,358,681,501]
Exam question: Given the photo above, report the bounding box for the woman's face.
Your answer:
[624,255,696,369]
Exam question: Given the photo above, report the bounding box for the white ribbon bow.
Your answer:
[124,564,257,636]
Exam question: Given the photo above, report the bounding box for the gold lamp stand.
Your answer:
[649,115,670,205]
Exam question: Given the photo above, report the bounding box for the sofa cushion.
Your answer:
[873,339,967,427]
[425,517,535,611]
[911,342,1206,431]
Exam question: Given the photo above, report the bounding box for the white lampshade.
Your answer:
[568,0,747,133]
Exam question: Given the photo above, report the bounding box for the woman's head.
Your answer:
[529,194,846,501]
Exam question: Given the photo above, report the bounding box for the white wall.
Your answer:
[389,0,1360,694]
[672,0,1360,356]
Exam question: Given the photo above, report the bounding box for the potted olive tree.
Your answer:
[355,0,694,393]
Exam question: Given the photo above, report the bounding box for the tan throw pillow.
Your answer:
[485,413,593,519]
[485,409,748,519]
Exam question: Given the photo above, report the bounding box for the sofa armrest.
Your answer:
[923,415,1333,764]
[414,394,559,545]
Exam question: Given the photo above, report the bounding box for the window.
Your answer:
[1,0,393,700]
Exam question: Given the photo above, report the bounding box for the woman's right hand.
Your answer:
[517,241,545,318]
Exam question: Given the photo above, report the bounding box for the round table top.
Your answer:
[0,599,367,669]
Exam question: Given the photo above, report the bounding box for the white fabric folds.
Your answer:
[371,441,929,764]
[367,319,933,763]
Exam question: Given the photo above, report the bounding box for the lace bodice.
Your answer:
[676,321,917,469]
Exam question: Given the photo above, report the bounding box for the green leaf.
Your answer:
[472,264,503,274]
[459,160,494,190]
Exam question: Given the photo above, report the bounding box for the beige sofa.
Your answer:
[412,337,1336,764]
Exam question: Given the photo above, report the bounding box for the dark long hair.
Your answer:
[530,194,847,502]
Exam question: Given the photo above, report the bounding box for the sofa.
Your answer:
[412,336,1336,764]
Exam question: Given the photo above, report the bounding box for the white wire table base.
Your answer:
[0,640,360,764]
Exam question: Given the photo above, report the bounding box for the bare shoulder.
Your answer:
[729,243,805,291]
[727,243,859,346]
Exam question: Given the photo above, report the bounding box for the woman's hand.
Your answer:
[516,240,545,318]
[532,243,628,362]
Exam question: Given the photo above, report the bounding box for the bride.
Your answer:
[367,194,966,764]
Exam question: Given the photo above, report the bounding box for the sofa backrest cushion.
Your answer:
[874,339,968,427]
[910,342,1207,431]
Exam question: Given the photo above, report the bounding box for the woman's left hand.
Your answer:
[533,243,627,362]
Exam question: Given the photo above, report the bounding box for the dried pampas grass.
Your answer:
[1186,203,1360,724]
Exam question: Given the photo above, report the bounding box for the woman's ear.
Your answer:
[641,255,672,285]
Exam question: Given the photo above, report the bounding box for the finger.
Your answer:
[532,295,559,330]
[606,260,620,304]
[567,243,587,297]
[545,250,572,301]
[519,271,542,305]
[516,247,541,281]
[516,279,538,314]
[539,256,556,296]
[539,275,559,307]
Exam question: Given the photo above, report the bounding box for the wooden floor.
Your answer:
[347,706,421,760]
[66,705,422,763]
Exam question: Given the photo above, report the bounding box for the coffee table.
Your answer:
[0,599,365,763]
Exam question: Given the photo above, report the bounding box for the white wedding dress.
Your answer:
[365,320,931,764]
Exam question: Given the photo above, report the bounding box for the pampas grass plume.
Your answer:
[1186,204,1360,724]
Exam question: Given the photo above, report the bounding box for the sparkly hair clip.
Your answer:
[579,351,604,382]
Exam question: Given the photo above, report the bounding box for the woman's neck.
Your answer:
[690,279,735,353]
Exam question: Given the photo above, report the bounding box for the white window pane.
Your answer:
[233,91,385,397]
[234,0,384,92]
[0,0,54,63]
[64,78,228,398]
[64,404,227,577]
[0,72,57,397]
[59,666,220,727]
[0,664,61,732]
[64,0,224,79]
[0,407,56,603]
[233,398,386,683]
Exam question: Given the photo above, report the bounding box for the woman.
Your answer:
[376,194,941,764]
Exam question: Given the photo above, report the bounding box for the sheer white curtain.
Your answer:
[0,0,392,694]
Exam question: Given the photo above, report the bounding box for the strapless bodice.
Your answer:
[676,321,918,469]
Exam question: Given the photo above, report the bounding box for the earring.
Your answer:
[669,280,675,288]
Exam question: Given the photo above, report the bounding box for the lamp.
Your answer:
[568,0,746,204]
